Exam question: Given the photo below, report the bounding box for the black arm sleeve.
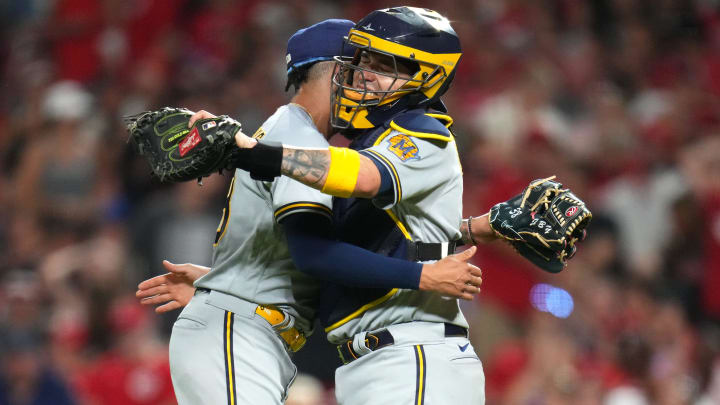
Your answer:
[281,213,422,289]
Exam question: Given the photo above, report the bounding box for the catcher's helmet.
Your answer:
[330,7,462,131]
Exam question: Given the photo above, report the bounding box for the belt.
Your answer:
[337,323,468,365]
[195,288,306,352]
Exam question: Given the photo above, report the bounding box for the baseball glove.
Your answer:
[489,176,592,273]
[125,107,242,183]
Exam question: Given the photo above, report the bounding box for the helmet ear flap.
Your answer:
[405,91,429,108]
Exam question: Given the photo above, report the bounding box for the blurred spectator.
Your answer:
[679,135,720,321]
[38,223,135,359]
[605,333,652,405]
[0,271,59,405]
[14,81,102,245]
[0,271,47,335]
[130,177,227,273]
[597,164,687,278]
[697,348,720,405]
[46,0,102,82]
[0,330,76,405]
[73,297,175,405]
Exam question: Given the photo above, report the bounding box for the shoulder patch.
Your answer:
[252,127,266,140]
[387,133,420,161]
[389,112,453,142]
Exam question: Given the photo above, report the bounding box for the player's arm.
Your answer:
[239,136,501,245]
[233,129,383,198]
[189,110,382,198]
[460,213,500,245]
[281,213,482,301]
[278,147,383,198]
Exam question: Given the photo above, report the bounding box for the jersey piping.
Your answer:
[273,202,332,223]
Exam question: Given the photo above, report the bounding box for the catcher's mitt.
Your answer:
[125,107,242,183]
[489,176,592,273]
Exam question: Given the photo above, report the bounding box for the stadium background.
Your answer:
[1,0,720,404]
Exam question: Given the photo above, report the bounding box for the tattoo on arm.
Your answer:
[281,148,331,189]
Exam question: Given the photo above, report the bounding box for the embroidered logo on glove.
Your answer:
[179,128,202,157]
[565,206,578,217]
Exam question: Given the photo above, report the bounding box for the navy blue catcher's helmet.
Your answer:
[330,7,462,130]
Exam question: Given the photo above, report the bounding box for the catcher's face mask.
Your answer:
[330,7,462,131]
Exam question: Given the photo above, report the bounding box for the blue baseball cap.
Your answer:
[286,19,356,76]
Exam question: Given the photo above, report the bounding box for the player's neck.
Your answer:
[291,83,332,138]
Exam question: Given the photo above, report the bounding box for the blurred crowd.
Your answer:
[1,0,720,404]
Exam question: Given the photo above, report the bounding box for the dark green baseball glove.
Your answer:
[489,176,592,273]
[125,107,242,183]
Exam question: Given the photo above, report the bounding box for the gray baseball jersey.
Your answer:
[325,111,485,405]
[196,103,331,334]
[170,104,331,405]
[326,118,467,344]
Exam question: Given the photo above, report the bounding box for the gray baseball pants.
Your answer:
[169,290,297,405]
[334,322,485,405]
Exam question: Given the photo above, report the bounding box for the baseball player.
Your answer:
[155,19,483,405]
[229,7,487,404]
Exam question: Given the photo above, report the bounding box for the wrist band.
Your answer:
[467,216,479,246]
[321,147,360,198]
[231,141,284,181]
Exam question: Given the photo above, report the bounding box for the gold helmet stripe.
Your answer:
[348,30,461,66]
[347,30,461,100]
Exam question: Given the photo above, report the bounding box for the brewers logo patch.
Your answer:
[387,134,420,161]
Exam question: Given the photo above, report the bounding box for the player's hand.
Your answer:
[135,260,210,313]
[189,108,250,147]
[418,246,482,301]
[188,110,216,127]
[234,129,257,148]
